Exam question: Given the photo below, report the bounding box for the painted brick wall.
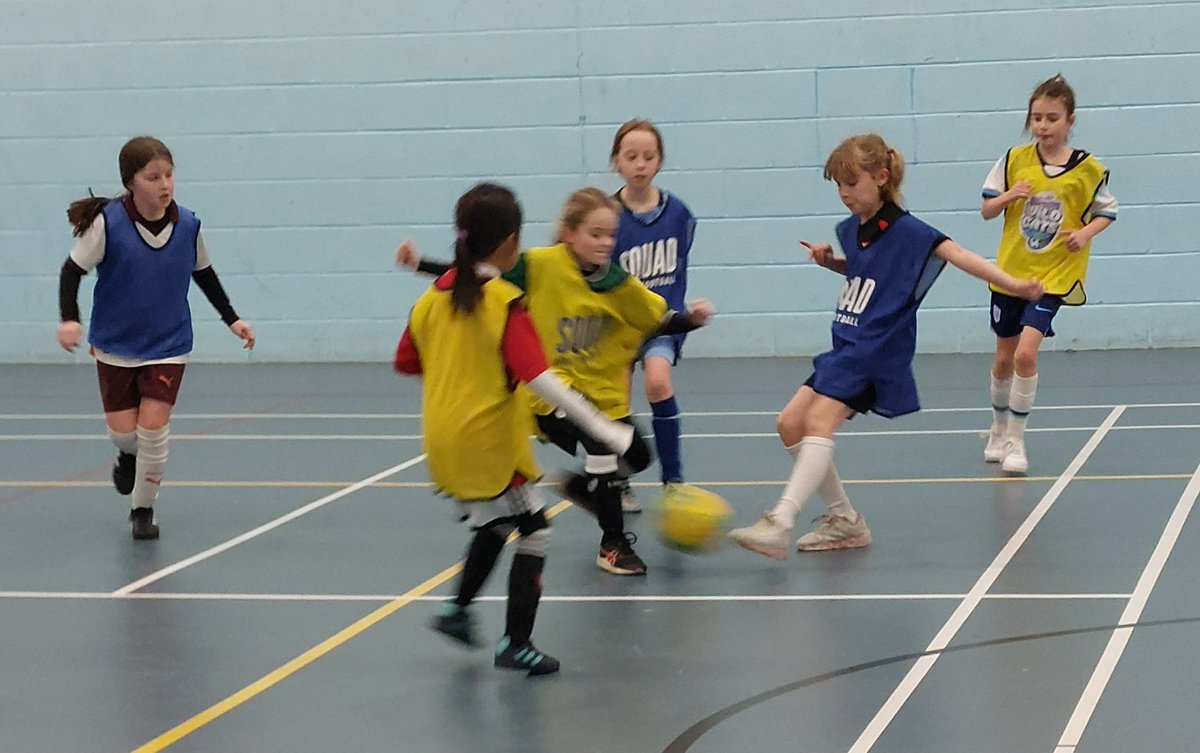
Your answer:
[3,0,1196,361]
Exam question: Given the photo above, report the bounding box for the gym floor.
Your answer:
[1,350,1197,753]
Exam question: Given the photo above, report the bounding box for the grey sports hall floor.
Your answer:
[2,350,1198,753]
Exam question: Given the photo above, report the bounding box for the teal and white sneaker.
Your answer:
[796,512,872,552]
[728,513,792,561]
[430,604,479,648]
[494,636,560,676]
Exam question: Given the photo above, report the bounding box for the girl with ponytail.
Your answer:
[55,136,255,540]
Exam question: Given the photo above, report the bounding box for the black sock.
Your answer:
[591,472,625,541]
[455,528,506,608]
[505,553,544,645]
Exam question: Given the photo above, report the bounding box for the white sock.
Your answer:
[1008,373,1038,441]
[107,427,138,455]
[131,425,169,510]
[787,441,855,520]
[584,454,618,475]
[819,463,856,520]
[990,374,1012,432]
[769,437,835,528]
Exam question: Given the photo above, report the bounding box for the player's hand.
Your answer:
[1065,228,1092,252]
[686,299,715,327]
[1015,277,1044,302]
[230,319,256,349]
[801,240,835,269]
[396,239,421,270]
[1007,181,1032,203]
[57,321,83,353]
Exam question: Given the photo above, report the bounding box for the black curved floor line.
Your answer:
[662,615,1200,752]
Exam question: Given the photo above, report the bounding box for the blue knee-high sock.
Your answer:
[650,396,683,484]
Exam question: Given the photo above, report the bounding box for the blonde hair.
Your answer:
[555,187,621,243]
[823,133,905,207]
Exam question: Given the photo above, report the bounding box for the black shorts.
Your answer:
[990,291,1063,338]
[535,412,640,457]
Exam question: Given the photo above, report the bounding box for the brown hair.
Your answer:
[823,133,906,207]
[609,119,665,162]
[450,183,523,314]
[555,187,621,244]
[66,136,174,237]
[1024,74,1076,132]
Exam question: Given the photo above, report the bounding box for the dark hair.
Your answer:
[1025,74,1076,132]
[66,136,174,237]
[610,119,665,162]
[451,183,522,314]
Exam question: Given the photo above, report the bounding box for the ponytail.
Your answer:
[66,195,110,237]
[448,184,522,315]
[450,231,486,314]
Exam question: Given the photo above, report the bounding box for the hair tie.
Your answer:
[456,229,469,242]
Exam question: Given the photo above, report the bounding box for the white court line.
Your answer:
[7,423,1198,442]
[846,406,1124,753]
[0,591,1132,603]
[2,401,1200,421]
[111,454,426,596]
[1053,459,1200,753]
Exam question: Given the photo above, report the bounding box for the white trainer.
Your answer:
[1001,439,1029,474]
[620,482,641,513]
[984,424,1008,463]
[796,512,872,551]
[728,513,792,561]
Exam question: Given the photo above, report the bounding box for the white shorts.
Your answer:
[457,482,547,529]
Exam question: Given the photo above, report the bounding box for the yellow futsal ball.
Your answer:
[657,483,733,553]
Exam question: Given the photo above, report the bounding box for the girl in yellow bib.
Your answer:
[400,188,713,577]
[980,75,1117,473]
[395,183,650,675]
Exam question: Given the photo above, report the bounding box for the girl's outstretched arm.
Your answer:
[934,239,1043,300]
[395,239,452,277]
[801,241,847,275]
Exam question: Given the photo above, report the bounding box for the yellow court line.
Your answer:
[1,473,1191,491]
[129,499,572,753]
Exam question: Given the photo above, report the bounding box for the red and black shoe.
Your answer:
[597,532,647,576]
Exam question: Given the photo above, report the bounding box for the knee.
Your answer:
[516,526,551,557]
[138,417,169,432]
[776,409,804,441]
[1013,349,1039,376]
[137,402,173,431]
[992,352,1015,376]
[644,371,673,404]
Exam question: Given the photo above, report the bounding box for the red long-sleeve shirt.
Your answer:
[394,271,548,384]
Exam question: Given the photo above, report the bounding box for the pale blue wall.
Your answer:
[3,0,1198,362]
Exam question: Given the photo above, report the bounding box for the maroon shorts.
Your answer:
[96,362,187,413]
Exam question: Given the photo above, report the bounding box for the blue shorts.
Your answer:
[638,335,680,366]
[990,292,1062,338]
[806,348,919,419]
